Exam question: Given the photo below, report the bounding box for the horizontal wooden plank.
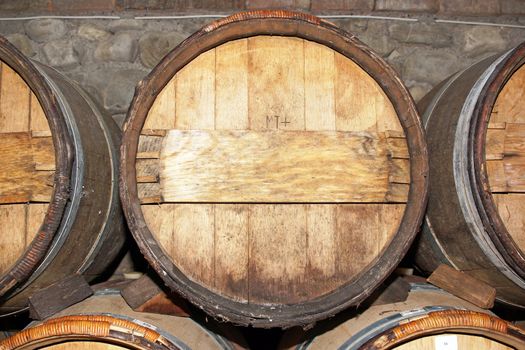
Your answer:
[158,130,408,203]
[0,133,54,204]
[487,123,525,193]
[427,264,496,309]
[504,123,525,155]
[486,128,505,160]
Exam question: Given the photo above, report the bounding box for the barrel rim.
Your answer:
[0,314,184,350]
[120,9,428,327]
[361,309,525,349]
[472,42,525,279]
[0,36,73,298]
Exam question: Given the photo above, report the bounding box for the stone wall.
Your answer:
[3,0,525,16]
[0,4,524,126]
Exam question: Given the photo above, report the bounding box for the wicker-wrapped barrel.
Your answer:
[0,36,125,315]
[279,281,525,349]
[0,286,246,350]
[416,41,525,308]
[120,10,428,327]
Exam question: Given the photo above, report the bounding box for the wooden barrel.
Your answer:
[120,10,428,327]
[279,281,525,349]
[0,36,125,314]
[415,41,525,308]
[0,285,246,350]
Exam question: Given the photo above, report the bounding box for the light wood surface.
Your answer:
[43,342,124,349]
[156,130,407,203]
[137,36,409,304]
[0,132,54,203]
[486,63,525,253]
[394,334,512,350]
[0,61,54,276]
[427,264,496,309]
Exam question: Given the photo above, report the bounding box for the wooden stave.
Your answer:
[415,42,525,308]
[279,283,525,350]
[0,287,246,350]
[120,10,428,328]
[0,37,125,314]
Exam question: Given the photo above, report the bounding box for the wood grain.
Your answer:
[175,48,215,130]
[487,63,525,253]
[304,41,335,131]
[139,36,409,305]
[0,63,30,133]
[30,92,51,134]
[427,264,496,309]
[216,39,249,130]
[493,194,525,253]
[160,130,405,203]
[43,342,125,349]
[0,133,54,204]
[248,36,304,131]
[214,205,249,301]
[395,334,512,350]
[0,205,26,275]
[143,79,176,130]
[249,205,307,303]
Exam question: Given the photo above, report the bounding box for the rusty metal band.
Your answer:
[360,309,525,349]
[0,36,73,298]
[0,315,186,350]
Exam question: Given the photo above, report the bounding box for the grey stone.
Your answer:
[94,32,138,63]
[460,26,507,57]
[42,40,79,69]
[108,19,145,33]
[84,68,147,113]
[406,81,433,102]
[112,113,127,129]
[354,20,393,55]
[502,28,525,50]
[25,19,67,43]
[139,31,186,68]
[333,18,369,34]
[401,48,460,85]
[6,33,36,57]
[389,22,453,48]
[501,0,525,14]
[78,24,110,41]
[375,0,438,12]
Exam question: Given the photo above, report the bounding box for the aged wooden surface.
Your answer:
[0,204,46,275]
[486,63,525,253]
[153,130,408,203]
[121,274,190,317]
[0,133,54,204]
[28,275,93,320]
[395,334,512,350]
[43,342,124,350]
[0,60,54,278]
[427,264,496,309]
[137,35,409,304]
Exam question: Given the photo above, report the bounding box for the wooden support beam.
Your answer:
[28,275,93,320]
[427,264,496,309]
[120,274,190,317]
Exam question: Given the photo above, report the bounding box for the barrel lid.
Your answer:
[0,36,74,300]
[120,10,428,328]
